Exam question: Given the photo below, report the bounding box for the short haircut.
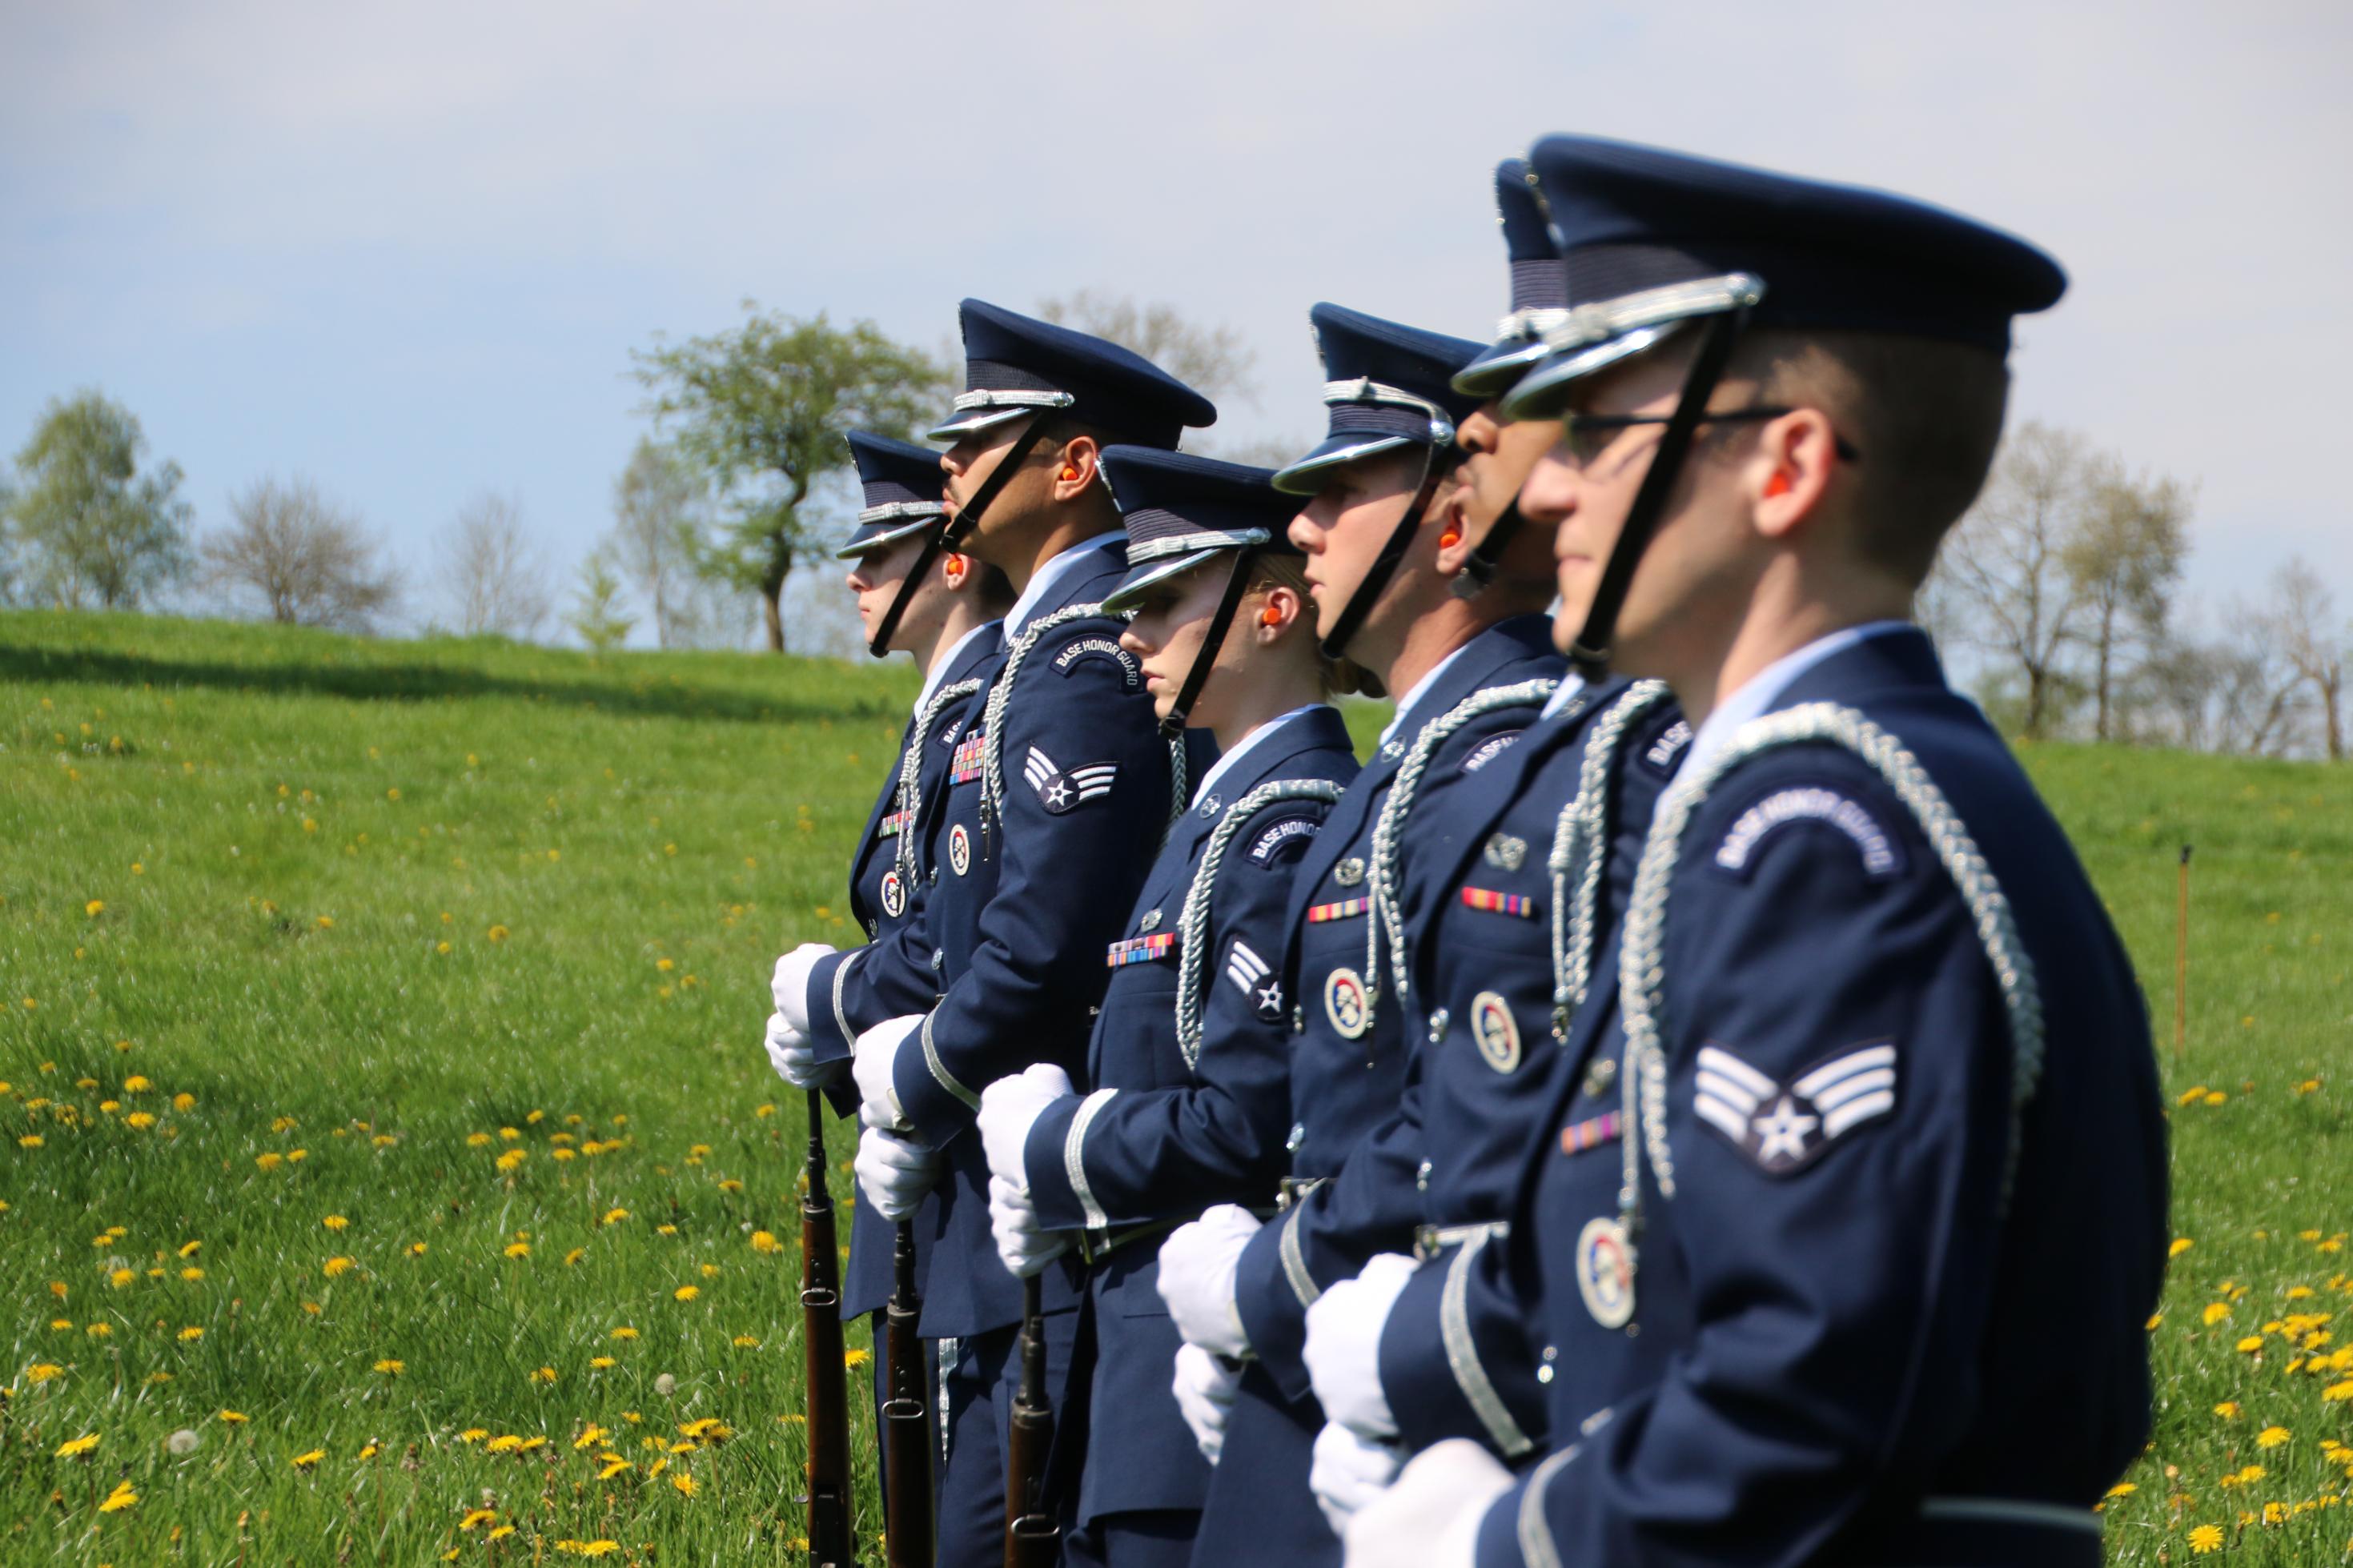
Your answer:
[1729,329,2012,584]
[1250,551,1379,700]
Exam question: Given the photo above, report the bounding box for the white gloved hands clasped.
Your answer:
[980,1064,1079,1279]
[1339,1438,1511,1568]
[853,1013,924,1131]
[764,1009,841,1089]
[1156,1203,1263,1361]
[854,1125,942,1221]
[770,942,837,1034]
[1310,1421,1405,1538]
[1303,1251,1415,1440]
[1171,1342,1244,1465]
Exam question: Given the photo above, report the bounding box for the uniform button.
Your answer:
[1286,1122,1307,1153]
[1199,794,1221,818]
[1537,1365,1553,1385]
[1583,1057,1617,1097]
[1381,740,1403,760]
[1427,1008,1449,1045]
[1415,1159,1431,1192]
[930,950,945,970]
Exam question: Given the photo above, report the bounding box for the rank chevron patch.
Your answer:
[1227,940,1283,1021]
[1692,1041,1897,1175]
[1024,746,1118,815]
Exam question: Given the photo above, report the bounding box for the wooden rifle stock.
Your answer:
[1004,1274,1060,1566]
[882,1220,934,1566]
[800,1091,854,1568]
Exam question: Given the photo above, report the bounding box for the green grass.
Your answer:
[0,611,2347,1564]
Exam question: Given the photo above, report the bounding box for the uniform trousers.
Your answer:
[1188,1362,1335,1568]
[935,1308,1084,1566]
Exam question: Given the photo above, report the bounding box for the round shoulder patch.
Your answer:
[1469,990,1522,1073]
[1575,1216,1636,1329]
[1323,966,1371,1041]
[879,868,906,920]
[948,823,972,877]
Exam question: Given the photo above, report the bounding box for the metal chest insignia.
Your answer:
[1469,989,1521,1073]
[1483,833,1528,872]
[1138,908,1162,933]
[879,868,906,920]
[1575,1216,1636,1329]
[948,823,972,877]
[1323,967,1371,1040]
[1334,856,1367,888]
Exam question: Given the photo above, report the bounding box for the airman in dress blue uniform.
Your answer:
[843,301,1218,1562]
[1153,303,1567,1568]
[762,430,1011,1462]
[1344,136,2168,1568]
[972,447,1365,1566]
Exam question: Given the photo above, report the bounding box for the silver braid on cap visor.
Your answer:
[1322,377,1456,443]
[1366,680,1559,1019]
[1547,683,1673,1035]
[950,387,1076,415]
[1493,306,1572,343]
[1174,779,1343,1070]
[857,500,947,526]
[1616,702,2046,1221]
[1125,527,1271,564]
[1536,273,1766,357]
[895,678,984,892]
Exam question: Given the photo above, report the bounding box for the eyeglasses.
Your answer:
[1560,407,1862,468]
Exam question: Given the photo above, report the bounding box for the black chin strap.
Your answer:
[1159,550,1256,741]
[1448,496,1525,601]
[1317,446,1460,663]
[866,417,1053,657]
[1565,306,1751,681]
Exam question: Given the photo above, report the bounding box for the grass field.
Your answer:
[0,609,2345,1565]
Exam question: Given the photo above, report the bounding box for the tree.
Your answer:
[0,472,18,606]
[1034,290,1260,413]
[1933,422,2094,738]
[2275,555,2347,760]
[435,491,551,640]
[608,438,702,648]
[632,305,948,652]
[2212,595,2308,756]
[565,550,636,654]
[2060,463,2191,740]
[6,390,193,610]
[200,476,401,632]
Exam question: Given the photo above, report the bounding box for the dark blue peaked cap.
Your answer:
[1454,158,1572,399]
[834,431,946,559]
[1271,304,1486,495]
[1504,135,2068,419]
[926,299,1218,450]
[1098,447,1300,614]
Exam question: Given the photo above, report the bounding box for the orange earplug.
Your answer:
[1764,471,1792,498]
[1260,604,1283,626]
[1438,528,1462,550]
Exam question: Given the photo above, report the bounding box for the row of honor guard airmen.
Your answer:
[764,131,2168,1567]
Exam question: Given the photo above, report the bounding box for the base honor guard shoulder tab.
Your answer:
[1712,782,1903,880]
[1051,633,1143,688]
[1460,728,1525,773]
[1247,812,1323,865]
[1644,718,1693,772]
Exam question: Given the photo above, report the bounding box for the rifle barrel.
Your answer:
[1003,1274,1060,1566]
[801,1090,853,1568]
[883,1219,934,1567]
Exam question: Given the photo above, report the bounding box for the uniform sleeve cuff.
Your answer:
[807,949,861,1065]
[893,1013,980,1145]
[1022,1095,1088,1230]
[1234,1213,1313,1399]
[1379,1241,1540,1459]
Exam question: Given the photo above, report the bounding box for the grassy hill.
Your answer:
[1,610,2345,1564]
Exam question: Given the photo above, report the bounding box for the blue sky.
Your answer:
[4,0,2347,645]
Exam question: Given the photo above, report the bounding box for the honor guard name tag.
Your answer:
[1576,1216,1636,1329]
[879,868,906,920]
[1460,887,1538,919]
[1323,967,1371,1040]
[947,824,972,877]
[1469,990,1521,1073]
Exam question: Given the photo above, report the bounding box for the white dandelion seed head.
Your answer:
[167,1429,199,1454]
[653,1373,677,1397]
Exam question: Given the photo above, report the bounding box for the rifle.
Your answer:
[882,1220,934,1566]
[800,1089,854,1568]
[1003,1274,1061,1566]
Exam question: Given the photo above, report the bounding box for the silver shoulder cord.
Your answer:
[1612,701,2047,1274]
[1363,679,1559,1021]
[1544,682,1673,1036]
[1173,778,1344,1071]
[894,677,985,892]
[977,602,1180,845]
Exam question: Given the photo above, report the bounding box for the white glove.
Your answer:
[978,1063,1077,1190]
[1171,1343,1243,1466]
[854,1125,942,1221]
[1341,1438,1512,1568]
[764,1010,841,1089]
[1303,1251,1415,1440]
[1309,1421,1404,1538]
[989,1172,1073,1277]
[853,1013,924,1131]
[1156,1204,1263,1361]
[770,942,837,1034]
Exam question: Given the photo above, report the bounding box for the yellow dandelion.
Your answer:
[598,1458,631,1480]
[122,1074,151,1093]
[564,1246,585,1266]
[86,899,105,916]
[255,1151,284,1171]
[2105,1482,2136,1498]
[495,1149,527,1173]
[573,1425,605,1450]
[316,916,334,929]
[750,1230,780,1254]
[845,1347,872,1369]
[459,1428,488,1442]
[98,1482,138,1512]
[323,1257,355,1277]
[2202,1302,2231,1326]
[2169,1237,2194,1258]
[27,1364,64,1383]
[172,1092,195,1111]
[2215,1400,2242,1419]
[532,1366,557,1384]
[179,1266,203,1281]
[2256,1426,2289,1448]
[219,1410,249,1423]
[487,924,509,943]
[357,1442,379,1460]
[503,1240,531,1257]
[2323,1379,2353,1402]
[2188,1522,2223,1554]
[590,1355,616,1369]
[460,1508,497,1530]
[656,1223,678,1236]
[408,1242,427,1257]
[125,1110,157,1129]
[611,1326,639,1341]
[323,1214,349,1231]
[176,1325,203,1342]
[673,1285,699,1302]
[372,1358,404,1376]
[291,1449,324,1470]
[603,1207,630,1225]
[86,1324,110,1338]
[2237,1335,2266,1353]
[56,1432,100,1457]
[486,1434,522,1453]
[732,1335,760,1349]
[673,1473,697,1498]
[19,1134,43,1149]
